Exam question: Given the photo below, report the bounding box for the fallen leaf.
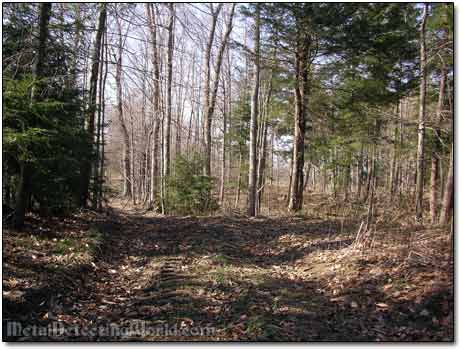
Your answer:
[419,309,429,317]
[376,303,389,308]
[383,284,393,291]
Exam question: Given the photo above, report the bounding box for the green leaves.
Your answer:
[3,75,89,213]
[166,153,218,215]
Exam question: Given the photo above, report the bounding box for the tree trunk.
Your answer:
[114,15,131,199]
[363,149,373,202]
[356,146,363,200]
[287,154,294,205]
[70,4,82,88]
[235,149,243,209]
[80,4,106,207]
[163,4,175,178]
[98,33,108,210]
[343,164,350,202]
[439,144,453,225]
[256,119,268,213]
[248,4,260,217]
[202,4,222,176]
[389,104,399,196]
[130,111,136,204]
[288,35,309,211]
[219,72,228,205]
[204,4,235,177]
[14,161,32,229]
[303,163,311,192]
[396,99,405,195]
[14,3,51,228]
[415,3,428,221]
[30,3,51,102]
[430,65,447,223]
[94,27,105,208]
[227,52,233,186]
[146,4,162,207]
[256,69,273,213]
[175,40,186,160]
[365,159,377,232]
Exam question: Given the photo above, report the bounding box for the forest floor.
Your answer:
[3,195,454,341]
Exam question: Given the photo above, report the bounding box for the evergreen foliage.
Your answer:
[3,4,92,217]
[165,154,217,215]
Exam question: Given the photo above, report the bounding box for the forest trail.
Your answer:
[3,2,453,343]
[3,200,453,341]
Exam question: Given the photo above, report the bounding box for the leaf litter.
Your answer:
[3,200,453,341]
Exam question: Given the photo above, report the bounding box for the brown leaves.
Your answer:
[2,205,454,341]
[375,302,389,309]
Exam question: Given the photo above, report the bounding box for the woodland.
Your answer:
[2,2,454,342]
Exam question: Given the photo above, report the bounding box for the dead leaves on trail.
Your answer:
[2,205,454,341]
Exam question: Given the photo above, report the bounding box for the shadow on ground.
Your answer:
[2,206,454,341]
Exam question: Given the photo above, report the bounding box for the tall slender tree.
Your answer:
[430,65,446,223]
[247,4,261,217]
[439,144,453,225]
[163,3,175,178]
[146,3,162,208]
[203,4,235,177]
[415,3,428,221]
[288,11,311,211]
[80,3,106,207]
[114,12,132,198]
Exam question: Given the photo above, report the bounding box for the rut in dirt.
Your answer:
[3,204,453,341]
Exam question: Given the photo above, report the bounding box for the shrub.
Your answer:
[165,153,218,215]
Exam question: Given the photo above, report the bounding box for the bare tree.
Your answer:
[146,3,162,207]
[257,70,273,214]
[415,3,428,221]
[80,3,106,207]
[288,18,310,211]
[219,61,228,205]
[248,4,260,217]
[113,12,133,199]
[430,64,447,223]
[163,3,175,178]
[439,144,453,225]
[203,4,235,177]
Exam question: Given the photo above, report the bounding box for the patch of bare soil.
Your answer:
[2,199,453,341]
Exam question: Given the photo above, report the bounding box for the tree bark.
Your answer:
[389,103,399,196]
[439,144,453,225]
[235,149,243,209]
[80,4,106,207]
[356,146,363,200]
[114,15,131,199]
[163,4,175,178]
[219,71,228,205]
[204,4,235,177]
[248,4,260,217]
[202,4,222,176]
[430,65,447,223]
[98,32,108,210]
[226,52,233,186]
[256,68,273,213]
[363,148,373,202]
[288,32,309,211]
[146,4,162,207]
[415,3,428,221]
[94,26,106,208]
